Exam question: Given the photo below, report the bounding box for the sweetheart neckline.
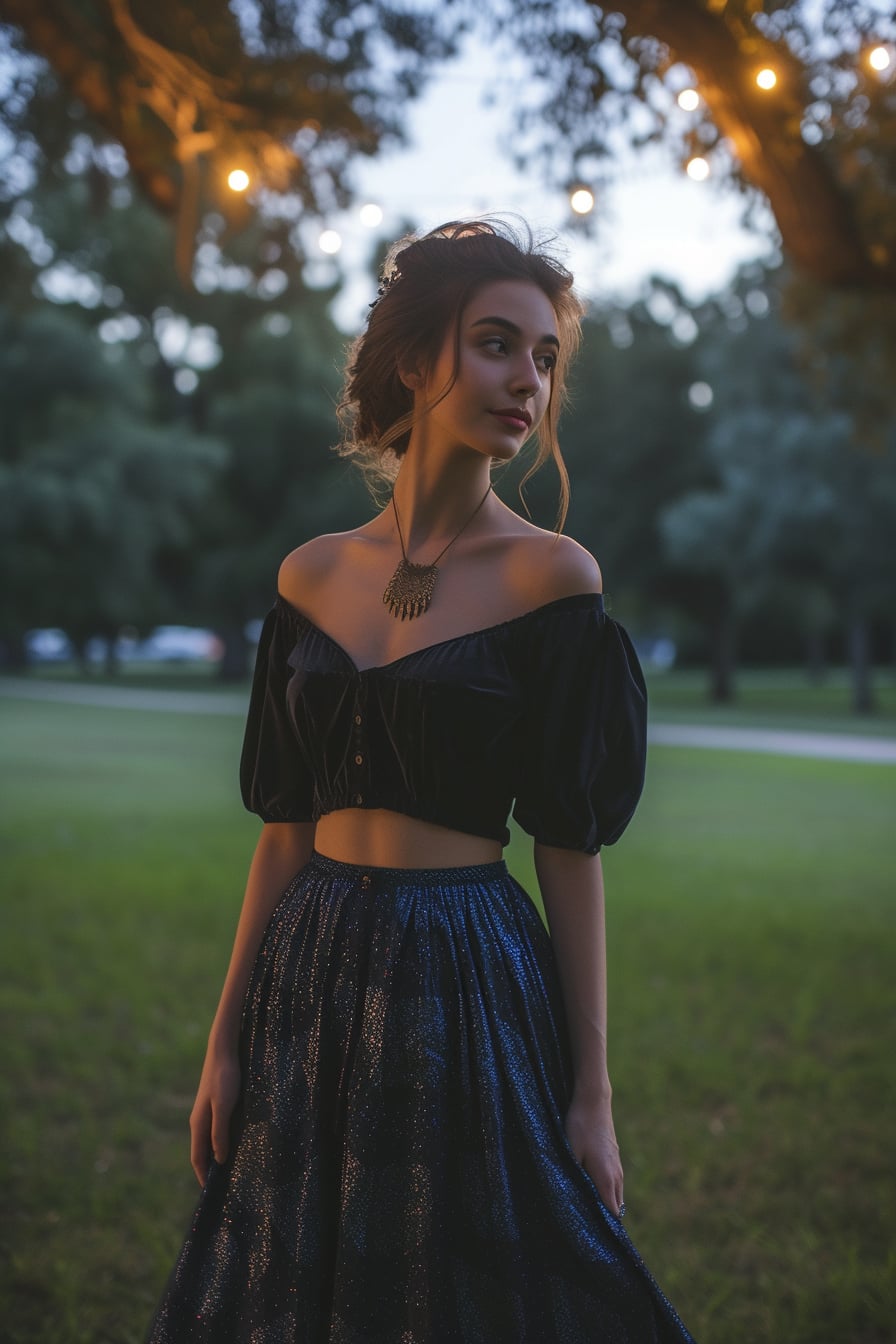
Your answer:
[275,590,605,675]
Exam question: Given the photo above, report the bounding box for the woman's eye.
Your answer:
[537,353,557,372]
[482,337,507,354]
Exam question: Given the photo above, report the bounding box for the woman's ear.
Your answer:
[397,359,424,392]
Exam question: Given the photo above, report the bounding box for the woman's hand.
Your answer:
[565,1093,625,1217]
[189,1044,242,1188]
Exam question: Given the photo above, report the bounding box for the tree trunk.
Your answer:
[104,636,120,678]
[847,614,875,715]
[0,631,28,670]
[805,630,827,685]
[708,608,737,703]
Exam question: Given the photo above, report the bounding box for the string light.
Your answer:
[686,157,710,181]
[569,187,595,215]
[756,68,777,90]
[688,381,713,409]
[227,169,250,192]
[359,203,383,227]
[319,229,342,254]
[869,46,891,72]
[678,88,700,111]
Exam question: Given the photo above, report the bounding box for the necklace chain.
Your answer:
[383,481,493,621]
[391,481,493,568]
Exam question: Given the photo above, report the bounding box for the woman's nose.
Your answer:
[510,356,540,395]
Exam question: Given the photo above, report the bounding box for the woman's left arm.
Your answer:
[534,841,625,1217]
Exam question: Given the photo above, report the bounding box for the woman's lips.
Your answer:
[489,411,530,432]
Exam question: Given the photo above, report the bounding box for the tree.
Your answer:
[488,0,896,290]
[657,264,896,709]
[191,289,369,678]
[0,301,225,669]
[0,1,457,280]
[4,2,893,296]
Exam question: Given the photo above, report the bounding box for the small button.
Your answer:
[354,753,364,766]
[360,873,371,889]
[354,792,363,805]
[354,714,362,726]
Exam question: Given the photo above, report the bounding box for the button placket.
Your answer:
[351,685,367,807]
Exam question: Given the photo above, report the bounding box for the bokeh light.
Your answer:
[227,169,250,192]
[359,203,384,227]
[688,381,713,409]
[570,187,595,215]
[686,157,710,181]
[869,46,891,72]
[756,68,777,90]
[319,229,342,255]
[677,88,700,111]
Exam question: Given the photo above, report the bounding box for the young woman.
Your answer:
[146,219,697,1342]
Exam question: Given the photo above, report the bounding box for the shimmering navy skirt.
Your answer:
[147,852,695,1343]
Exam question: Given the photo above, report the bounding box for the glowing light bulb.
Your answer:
[570,188,595,215]
[756,68,777,90]
[686,157,710,181]
[678,88,700,111]
[227,169,250,192]
[359,203,383,227]
[319,229,342,255]
[869,46,891,72]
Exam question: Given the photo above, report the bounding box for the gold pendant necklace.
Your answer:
[383,482,493,620]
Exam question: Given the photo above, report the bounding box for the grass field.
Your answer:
[1,691,894,1343]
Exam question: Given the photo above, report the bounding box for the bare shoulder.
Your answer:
[503,521,602,605]
[277,532,353,604]
[541,532,603,599]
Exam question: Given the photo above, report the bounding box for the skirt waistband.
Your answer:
[307,849,509,886]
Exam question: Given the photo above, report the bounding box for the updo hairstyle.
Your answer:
[335,217,585,531]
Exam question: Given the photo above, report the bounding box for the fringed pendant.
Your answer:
[382,558,438,620]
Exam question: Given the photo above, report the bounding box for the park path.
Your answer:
[3,676,895,764]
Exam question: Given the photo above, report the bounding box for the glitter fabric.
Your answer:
[146,852,696,1343]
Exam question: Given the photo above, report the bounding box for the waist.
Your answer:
[313,807,505,870]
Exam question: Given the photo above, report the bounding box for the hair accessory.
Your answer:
[368,267,400,311]
[383,483,493,620]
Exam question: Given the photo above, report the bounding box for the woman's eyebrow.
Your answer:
[469,316,560,348]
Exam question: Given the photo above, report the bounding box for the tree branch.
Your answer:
[605,0,896,289]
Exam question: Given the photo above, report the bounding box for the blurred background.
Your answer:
[0,3,894,1342]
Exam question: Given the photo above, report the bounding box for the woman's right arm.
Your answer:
[189,820,315,1186]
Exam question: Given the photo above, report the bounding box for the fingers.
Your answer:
[598,1174,625,1219]
[585,1152,624,1218]
[190,1115,210,1189]
[211,1105,230,1169]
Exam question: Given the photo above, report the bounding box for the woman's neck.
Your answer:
[387,447,494,553]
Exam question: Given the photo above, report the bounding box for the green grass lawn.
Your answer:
[1,695,894,1343]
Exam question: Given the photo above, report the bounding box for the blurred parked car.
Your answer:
[633,636,677,672]
[131,626,223,663]
[24,628,75,663]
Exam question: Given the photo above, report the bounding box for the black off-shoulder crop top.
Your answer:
[240,592,648,854]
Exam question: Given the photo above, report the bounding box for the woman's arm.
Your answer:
[534,842,624,1217]
[189,820,315,1185]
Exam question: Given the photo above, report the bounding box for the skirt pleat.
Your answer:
[146,851,696,1343]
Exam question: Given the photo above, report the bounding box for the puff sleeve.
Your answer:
[512,598,647,853]
[239,601,314,823]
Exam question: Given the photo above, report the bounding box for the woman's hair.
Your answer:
[335,217,585,532]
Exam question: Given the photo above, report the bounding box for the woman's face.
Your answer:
[414,279,560,461]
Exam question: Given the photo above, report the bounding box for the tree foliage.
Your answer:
[2,1,894,293]
[0,0,458,279]
[0,302,225,664]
